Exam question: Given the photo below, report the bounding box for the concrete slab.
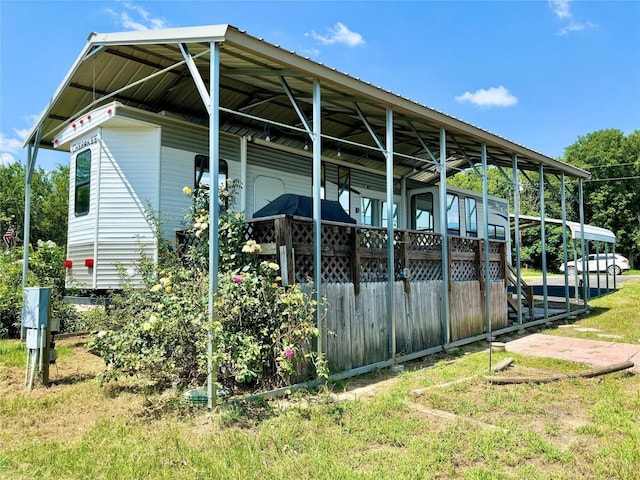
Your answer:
[505,333,640,373]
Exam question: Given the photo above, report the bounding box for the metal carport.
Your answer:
[21,24,592,405]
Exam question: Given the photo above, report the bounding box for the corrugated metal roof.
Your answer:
[25,24,590,180]
[514,215,615,243]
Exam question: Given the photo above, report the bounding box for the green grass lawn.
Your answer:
[1,281,639,479]
[547,277,640,344]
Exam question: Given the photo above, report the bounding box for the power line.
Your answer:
[586,162,639,169]
[585,175,640,183]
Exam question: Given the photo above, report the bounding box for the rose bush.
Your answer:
[90,181,326,392]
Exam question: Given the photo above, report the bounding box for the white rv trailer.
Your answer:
[54,101,510,291]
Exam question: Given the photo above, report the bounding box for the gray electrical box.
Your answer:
[22,287,51,329]
[23,287,53,390]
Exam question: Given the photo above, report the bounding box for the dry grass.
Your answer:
[2,280,640,479]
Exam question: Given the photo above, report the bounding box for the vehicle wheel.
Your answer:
[608,265,621,276]
[567,266,576,276]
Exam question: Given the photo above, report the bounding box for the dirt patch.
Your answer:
[412,366,595,451]
[0,336,145,449]
[0,335,102,399]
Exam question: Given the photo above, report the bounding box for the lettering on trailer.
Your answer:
[71,135,99,153]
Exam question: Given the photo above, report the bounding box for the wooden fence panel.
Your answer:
[449,281,484,341]
[324,283,355,371]
[409,281,443,351]
[359,282,389,366]
[490,281,508,329]
[394,282,410,355]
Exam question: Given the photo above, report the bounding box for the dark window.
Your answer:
[446,193,460,235]
[194,155,229,211]
[465,197,477,237]
[74,149,91,216]
[411,193,434,231]
[194,155,228,190]
[488,224,506,240]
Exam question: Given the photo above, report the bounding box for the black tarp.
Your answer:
[252,194,357,224]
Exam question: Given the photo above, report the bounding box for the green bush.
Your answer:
[89,183,326,393]
[0,249,28,338]
[0,241,79,338]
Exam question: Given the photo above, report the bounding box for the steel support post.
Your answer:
[604,242,616,293]
[312,79,323,365]
[612,242,617,290]
[573,238,579,301]
[512,155,523,326]
[539,165,548,319]
[596,241,601,297]
[207,42,220,412]
[560,174,570,313]
[481,144,492,366]
[385,108,395,360]
[22,127,41,289]
[579,180,588,306]
[21,128,41,340]
[240,136,248,212]
[439,128,450,345]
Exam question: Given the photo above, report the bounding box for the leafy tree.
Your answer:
[449,166,566,269]
[562,129,640,266]
[0,162,69,248]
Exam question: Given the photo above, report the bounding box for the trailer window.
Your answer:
[487,224,506,240]
[195,155,228,191]
[465,197,477,237]
[447,193,460,235]
[381,201,398,228]
[75,149,91,216]
[360,197,376,226]
[411,193,434,231]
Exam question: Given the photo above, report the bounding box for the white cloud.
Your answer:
[549,0,597,35]
[302,48,321,58]
[0,152,17,166]
[13,128,30,141]
[549,0,572,19]
[119,12,150,31]
[559,21,597,36]
[455,85,518,107]
[0,132,24,154]
[0,128,33,165]
[307,22,365,47]
[105,1,168,31]
[0,132,22,166]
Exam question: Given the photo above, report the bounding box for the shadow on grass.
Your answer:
[48,372,97,386]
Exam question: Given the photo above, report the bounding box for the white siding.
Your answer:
[67,134,100,245]
[94,241,156,290]
[245,163,311,218]
[66,133,101,289]
[159,147,196,237]
[65,243,95,289]
[95,127,161,288]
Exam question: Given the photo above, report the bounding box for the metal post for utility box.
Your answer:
[22,287,52,389]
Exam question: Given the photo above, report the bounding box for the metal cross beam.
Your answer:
[279,76,313,136]
[180,43,212,115]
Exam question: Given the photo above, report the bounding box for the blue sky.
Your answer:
[1,0,639,171]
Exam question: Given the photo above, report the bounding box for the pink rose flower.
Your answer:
[284,348,294,359]
[232,275,244,284]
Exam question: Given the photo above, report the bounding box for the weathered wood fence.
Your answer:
[245,215,508,373]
